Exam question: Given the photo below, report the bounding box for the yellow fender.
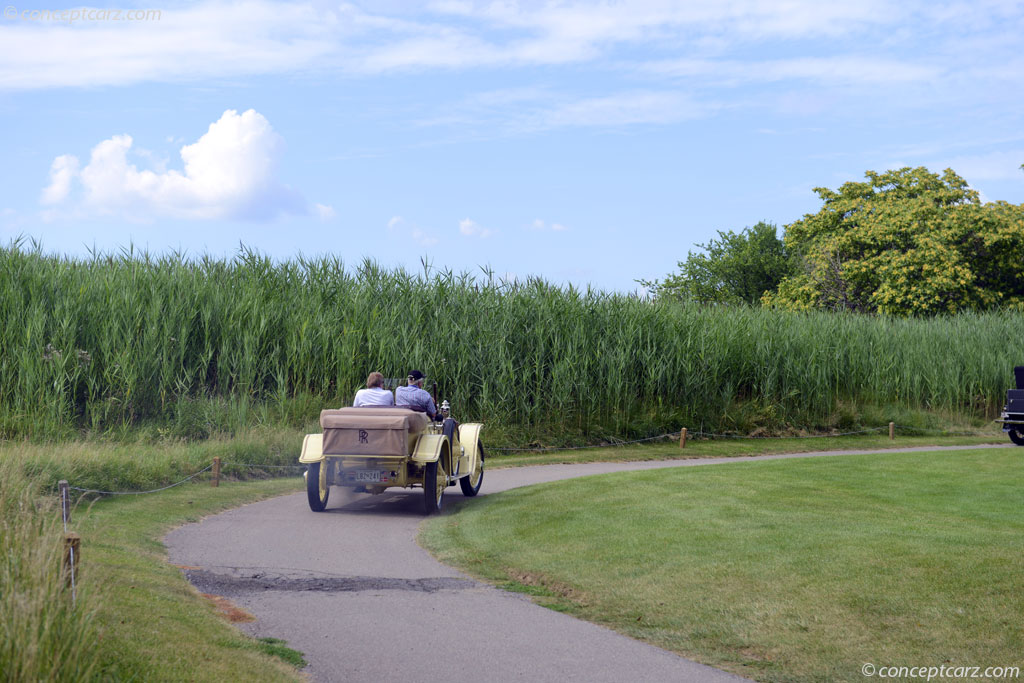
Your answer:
[411,434,449,464]
[457,423,484,476]
[298,433,324,464]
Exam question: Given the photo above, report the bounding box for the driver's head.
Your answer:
[407,369,425,387]
[366,371,384,389]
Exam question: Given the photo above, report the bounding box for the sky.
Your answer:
[2,0,1023,293]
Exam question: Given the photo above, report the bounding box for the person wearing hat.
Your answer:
[395,370,438,419]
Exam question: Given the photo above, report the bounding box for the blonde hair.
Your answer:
[366,371,385,389]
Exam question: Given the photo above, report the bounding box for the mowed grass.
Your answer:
[422,448,1024,682]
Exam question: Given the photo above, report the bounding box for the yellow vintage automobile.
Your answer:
[298,405,484,514]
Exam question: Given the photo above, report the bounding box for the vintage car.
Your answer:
[998,366,1024,446]
[298,403,484,514]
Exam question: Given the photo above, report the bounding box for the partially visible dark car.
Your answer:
[999,366,1024,446]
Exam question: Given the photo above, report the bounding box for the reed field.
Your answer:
[1,242,1020,443]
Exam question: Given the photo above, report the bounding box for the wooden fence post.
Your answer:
[58,480,70,526]
[212,457,221,487]
[63,532,80,588]
[889,422,895,441]
[679,428,687,449]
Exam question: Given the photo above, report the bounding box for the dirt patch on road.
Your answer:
[185,568,477,597]
[202,593,256,623]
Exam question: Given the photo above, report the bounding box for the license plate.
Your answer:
[347,470,386,483]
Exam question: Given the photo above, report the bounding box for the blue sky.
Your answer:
[2,0,1023,293]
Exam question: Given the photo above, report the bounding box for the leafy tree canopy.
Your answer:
[642,221,793,305]
[763,167,1024,316]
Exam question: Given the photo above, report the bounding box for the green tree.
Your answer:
[643,221,793,305]
[764,167,1024,315]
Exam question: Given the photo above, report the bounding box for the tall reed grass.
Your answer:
[1,242,1020,441]
[0,457,102,680]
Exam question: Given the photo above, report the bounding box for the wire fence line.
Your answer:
[64,462,307,499]
[491,423,996,453]
[68,464,214,496]
[490,432,678,452]
[222,462,306,470]
[688,426,891,440]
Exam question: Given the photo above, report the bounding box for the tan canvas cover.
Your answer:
[320,408,429,456]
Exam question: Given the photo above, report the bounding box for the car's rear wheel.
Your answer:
[459,441,484,497]
[423,444,448,515]
[1009,428,1024,446]
[307,461,329,512]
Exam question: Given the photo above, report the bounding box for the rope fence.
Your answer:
[490,432,679,452]
[685,426,891,440]
[491,422,999,453]
[68,464,215,496]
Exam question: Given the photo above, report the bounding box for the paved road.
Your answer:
[165,444,1008,682]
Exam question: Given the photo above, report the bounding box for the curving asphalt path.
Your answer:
[165,444,1009,682]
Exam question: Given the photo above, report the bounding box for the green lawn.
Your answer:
[423,447,1024,682]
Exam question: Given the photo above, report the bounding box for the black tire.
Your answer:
[423,443,448,515]
[1010,429,1024,446]
[307,461,329,512]
[459,441,484,497]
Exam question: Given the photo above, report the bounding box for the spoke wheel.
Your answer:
[459,441,484,497]
[423,443,448,515]
[306,461,330,512]
[1010,428,1024,446]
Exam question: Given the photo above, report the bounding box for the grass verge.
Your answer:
[489,432,1005,467]
[423,447,1024,682]
[1,425,308,493]
[52,473,302,681]
[1,458,103,680]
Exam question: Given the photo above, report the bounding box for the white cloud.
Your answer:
[40,109,306,221]
[41,154,79,204]
[0,0,945,89]
[539,91,706,129]
[412,227,439,247]
[459,217,494,238]
[388,215,437,246]
[0,1,339,90]
[648,56,941,87]
[424,89,710,136]
[316,203,337,221]
[531,219,568,231]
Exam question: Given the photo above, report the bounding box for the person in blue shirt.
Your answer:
[395,370,438,419]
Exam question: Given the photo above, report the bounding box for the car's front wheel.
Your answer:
[1009,428,1024,446]
[307,461,330,511]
